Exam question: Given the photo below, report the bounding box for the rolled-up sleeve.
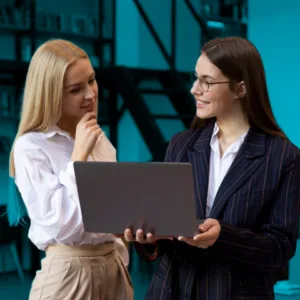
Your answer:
[14,140,84,244]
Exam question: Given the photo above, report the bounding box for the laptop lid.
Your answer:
[74,161,198,237]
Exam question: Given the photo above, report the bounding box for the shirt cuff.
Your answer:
[58,161,77,198]
[65,161,76,183]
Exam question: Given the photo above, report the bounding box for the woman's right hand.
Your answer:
[124,228,173,244]
[72,112,102,161]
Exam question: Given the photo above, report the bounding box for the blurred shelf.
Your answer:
[0,60,106,76]
[0,115,19,122]
[204,15,247,26]
[0,27,30,34]
[0,60,29,73]
[0,2,118,153]
[0,26,113,44]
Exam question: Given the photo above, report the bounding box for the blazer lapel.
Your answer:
[187,122,215,219]
[209,128,267,219]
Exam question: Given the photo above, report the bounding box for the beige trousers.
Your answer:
[29,242,133,300]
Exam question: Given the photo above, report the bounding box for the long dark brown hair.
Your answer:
[191,37,286,139]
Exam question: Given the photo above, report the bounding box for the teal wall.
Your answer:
[248,0,300,148]
[249,1,300,297]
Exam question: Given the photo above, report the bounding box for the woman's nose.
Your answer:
[190,80,198,94]
[85,86,95,99]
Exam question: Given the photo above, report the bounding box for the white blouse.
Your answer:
[206,123,248,217]
[13,125,128,265]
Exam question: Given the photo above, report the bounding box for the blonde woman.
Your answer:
[8,39,133,300]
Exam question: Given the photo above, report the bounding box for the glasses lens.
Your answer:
[204,81,209,92]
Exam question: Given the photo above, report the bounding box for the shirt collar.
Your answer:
[43,125,74,142]
[210,123,220,153]
[210,122,248,154]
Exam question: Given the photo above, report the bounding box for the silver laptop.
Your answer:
[74,161,199,237]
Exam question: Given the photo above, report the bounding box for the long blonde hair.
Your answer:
[9,39,88,177]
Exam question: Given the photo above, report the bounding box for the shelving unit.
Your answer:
[0,0,117,143]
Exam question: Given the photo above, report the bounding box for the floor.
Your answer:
[0,272,31,300]
[1,273,300,300]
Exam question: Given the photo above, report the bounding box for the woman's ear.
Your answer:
[235,81,246,99]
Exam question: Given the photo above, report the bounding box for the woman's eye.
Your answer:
[70,88,80,93]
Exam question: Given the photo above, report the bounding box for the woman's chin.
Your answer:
[196,109,213,119]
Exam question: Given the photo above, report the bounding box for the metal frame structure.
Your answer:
[0,0,248,160]
[0,0,247,275]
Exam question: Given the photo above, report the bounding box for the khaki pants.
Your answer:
[29,242,133,300]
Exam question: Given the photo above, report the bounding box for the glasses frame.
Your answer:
[194,76,231,92]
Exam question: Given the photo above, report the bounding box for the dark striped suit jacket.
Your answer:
[136,121,300,300]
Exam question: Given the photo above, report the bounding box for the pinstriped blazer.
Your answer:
[139,120,300,300]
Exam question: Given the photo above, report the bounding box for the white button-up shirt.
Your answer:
[206,123,248,217]
[13,126,128,265]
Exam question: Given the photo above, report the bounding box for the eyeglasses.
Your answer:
[193,76,231,92]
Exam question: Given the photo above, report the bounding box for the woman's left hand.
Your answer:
[178,218,221,248]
